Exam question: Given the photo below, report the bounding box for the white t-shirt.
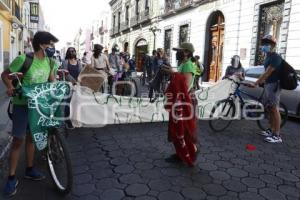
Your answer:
[91,54,109,70]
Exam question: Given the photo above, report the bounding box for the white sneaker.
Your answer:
[264,135,283,143]
[258,129,272,137]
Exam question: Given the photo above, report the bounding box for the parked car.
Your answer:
[241,66,300,118]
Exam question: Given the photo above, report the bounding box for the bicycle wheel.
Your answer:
[209,99,236,132]
[257,102,288,131]
[47,128,73,194]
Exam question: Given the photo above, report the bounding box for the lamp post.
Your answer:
[149,26,161,50]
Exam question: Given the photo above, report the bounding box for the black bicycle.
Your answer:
[8,70,73,194]
[209,78,288,132]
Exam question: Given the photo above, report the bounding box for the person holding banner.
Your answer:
[1,31,59,197]
[162,43,198,166]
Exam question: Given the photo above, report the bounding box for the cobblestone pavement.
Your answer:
[0,117,299,200]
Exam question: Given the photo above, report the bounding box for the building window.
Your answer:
[256,1,284,65]
[145,0,149,15]
[164,29,172,60]
[136,0,139,15]
[179,24,189,45]
[126,6,129,25]
[118,12,121,32]
[113,15,116,30]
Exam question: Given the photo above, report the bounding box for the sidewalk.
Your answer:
[0,91,10,179]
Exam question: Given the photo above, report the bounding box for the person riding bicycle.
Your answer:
[1,31,59,197]
[224,55,245,81]
[253,35,283,143]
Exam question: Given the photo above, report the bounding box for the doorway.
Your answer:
[135,39,148,72]
[204,11,225,82]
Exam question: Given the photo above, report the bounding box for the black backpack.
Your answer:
[279,59,298,90]
[8,53,34,120]
[11,53,34,87]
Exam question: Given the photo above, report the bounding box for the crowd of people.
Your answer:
[0,30,284,197]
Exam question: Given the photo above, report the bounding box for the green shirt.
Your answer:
[9,54,58,105]
[177,59,196,90]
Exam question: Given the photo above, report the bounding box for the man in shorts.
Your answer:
[253,35,283,143]
[1,31,59,197]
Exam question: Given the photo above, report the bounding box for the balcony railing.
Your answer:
[165,0,193,13]
[130,16,138,27]
[110,26,120,36]
[120,22,130,31]
[139,9,151,22]
[0,0,11,11]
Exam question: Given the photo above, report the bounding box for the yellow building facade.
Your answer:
[0,0,24,73]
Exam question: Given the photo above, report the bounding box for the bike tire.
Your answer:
[209,99,236,132]
[257,102,288,131]
[47,128,73,195]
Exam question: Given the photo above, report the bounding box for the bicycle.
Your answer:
[208,77,288,132]
[8,70,73,194]
[112,70,138,97]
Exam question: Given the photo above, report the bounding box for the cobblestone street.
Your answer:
[1,116,299,200]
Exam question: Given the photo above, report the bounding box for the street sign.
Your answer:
[30,2,39,23]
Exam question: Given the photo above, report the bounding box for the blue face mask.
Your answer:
[45,47,56,57]
[261,45,271,53]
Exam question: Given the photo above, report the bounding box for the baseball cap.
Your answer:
[173,42,195,53]
[261,35,277,45]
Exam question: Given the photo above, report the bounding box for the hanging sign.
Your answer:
[30,2,39,23]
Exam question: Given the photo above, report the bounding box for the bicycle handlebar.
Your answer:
[224,77,255,88]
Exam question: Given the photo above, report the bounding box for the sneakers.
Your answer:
[24,168,46,181]
[3,178,18,197]
[265,135,283,143]
[258,128,273,137]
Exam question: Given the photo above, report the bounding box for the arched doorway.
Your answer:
[124,42,129,53]
[204,11,225,82]
[135,39,148,72]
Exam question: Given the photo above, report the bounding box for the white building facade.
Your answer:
[109,0,161,71]
[156,0,299,82]
[110,0,300,82]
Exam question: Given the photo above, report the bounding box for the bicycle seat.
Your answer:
[8,72,24,80]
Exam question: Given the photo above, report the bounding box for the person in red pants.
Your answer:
[162,42,198,166]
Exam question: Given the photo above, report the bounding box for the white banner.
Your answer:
[70,77,239,127]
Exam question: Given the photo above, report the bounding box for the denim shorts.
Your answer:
[11,105,30,139]
[263,82,281,108]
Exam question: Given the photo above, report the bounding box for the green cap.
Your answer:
[173,42,195,53]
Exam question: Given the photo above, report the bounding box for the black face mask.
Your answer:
[176,51,184,62]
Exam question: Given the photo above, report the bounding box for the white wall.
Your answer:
[286,0,300,70]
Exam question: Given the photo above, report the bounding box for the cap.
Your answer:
[261,35,277,45]
[173,42,195,53]
[93,44,103,51]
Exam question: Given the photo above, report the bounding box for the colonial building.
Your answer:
[110,0,300,82]
[109,0,161,71]
[0,0,47,73]
[156,0,299,82]
[0,0,24,72]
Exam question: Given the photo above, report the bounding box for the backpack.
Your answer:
[8,53,34,120]
[279,59,298,90]
[11,53,34,87]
